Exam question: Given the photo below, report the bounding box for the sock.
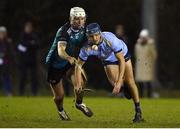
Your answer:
[54,98,64,112]
[76,99,83,104]
[58,107,64,112]
[134,102,141,113]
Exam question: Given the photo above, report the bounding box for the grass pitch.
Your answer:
[0,97,180,128]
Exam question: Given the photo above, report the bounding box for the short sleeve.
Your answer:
[56,27,69,43]
[79,47,89,61]
[111,36,124,53]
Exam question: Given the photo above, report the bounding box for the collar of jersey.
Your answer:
[70,26,84,33]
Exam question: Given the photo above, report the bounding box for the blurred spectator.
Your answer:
[114,24,128,43]
[114,24,134,57]
[17,21,39,96]
[0,26,14,96]
[134,29,157,98]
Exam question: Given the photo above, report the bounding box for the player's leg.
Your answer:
[124,60,139,102]
[50,80,70,120]
[104,62,132,99]
[47,67,70,120]
[105,63,132,99]
[124,59,143,122]
[68,67,93,117]
[104,64,119,87]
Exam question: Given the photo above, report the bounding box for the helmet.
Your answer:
[70,7,86,20]
[86,23,101,35]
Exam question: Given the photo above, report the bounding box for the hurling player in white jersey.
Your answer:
[75,23,144,123]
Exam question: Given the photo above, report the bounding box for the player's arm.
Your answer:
[57,41,76,64]
[115,52,125,82]
[75,46,89,88]
[111,35,126,85]
[111,51,125,95]
[75,58,85,88]
[110,34,126,94]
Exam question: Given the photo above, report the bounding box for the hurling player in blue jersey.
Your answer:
[45,7,93,120]
[75,23,144,123]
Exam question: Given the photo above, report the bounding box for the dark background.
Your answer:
[0,0,180,95]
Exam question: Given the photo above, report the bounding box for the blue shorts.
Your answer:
[102,52,131,66]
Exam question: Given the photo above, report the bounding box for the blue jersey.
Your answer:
[79,32,128,62]
[46,22,86,69]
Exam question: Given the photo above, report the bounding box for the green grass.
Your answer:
[0,97,180,128]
